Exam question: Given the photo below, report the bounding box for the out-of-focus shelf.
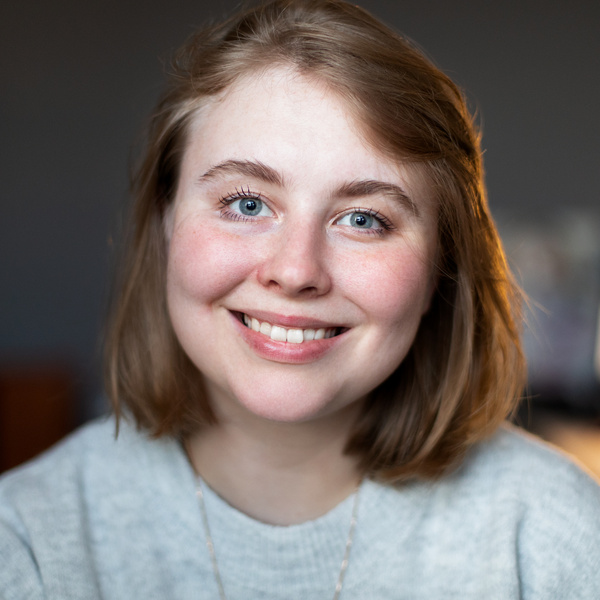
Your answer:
[0,364,76,473]
[540,420,600,479]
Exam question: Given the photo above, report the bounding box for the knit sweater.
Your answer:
[1,417,599,599]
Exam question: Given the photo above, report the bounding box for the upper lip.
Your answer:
[231,309,345,329]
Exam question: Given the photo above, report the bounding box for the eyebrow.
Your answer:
[198,159,418,216]
[199,159,284,187]
[333,179,419,217]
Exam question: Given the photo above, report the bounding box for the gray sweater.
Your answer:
[1,417,599,599]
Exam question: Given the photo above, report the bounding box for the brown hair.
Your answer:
[105,0,525,480]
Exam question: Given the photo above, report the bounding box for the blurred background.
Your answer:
[1,0,599,473]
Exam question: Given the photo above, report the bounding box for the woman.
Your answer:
[1,1,599,598]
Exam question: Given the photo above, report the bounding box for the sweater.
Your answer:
[1,416,599,599]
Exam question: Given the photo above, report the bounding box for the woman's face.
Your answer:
[166,67,438,424]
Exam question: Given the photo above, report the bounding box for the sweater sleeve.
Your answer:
[515,447,600,599]
[0,492,44,600]
[0,427,106,600]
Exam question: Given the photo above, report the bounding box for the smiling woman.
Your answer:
[1,1,599,599]
[165,67,437,433]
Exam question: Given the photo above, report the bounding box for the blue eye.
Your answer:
[348,212,373,228]
[220,190,274,221]
[338,210,388,232]
[238,197,263,216]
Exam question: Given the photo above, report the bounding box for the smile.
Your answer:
[240,313,343,344]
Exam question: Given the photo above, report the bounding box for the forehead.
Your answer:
[179,66,434,209]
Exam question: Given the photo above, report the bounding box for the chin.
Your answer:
[229,380,354,424]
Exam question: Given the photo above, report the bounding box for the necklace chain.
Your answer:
[195,480,361,600]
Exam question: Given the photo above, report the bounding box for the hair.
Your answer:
[105,0,526,481]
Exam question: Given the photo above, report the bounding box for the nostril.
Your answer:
[256,231,332,296]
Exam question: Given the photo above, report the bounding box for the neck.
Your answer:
[185,402,363,526]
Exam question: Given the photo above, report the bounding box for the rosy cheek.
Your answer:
[337,245,433,322]
[167,224,254,302]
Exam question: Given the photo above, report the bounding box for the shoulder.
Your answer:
[459,424,600,597]
[0,415,197,523]
[0,419,111,598]
[0,416,150,506]
[459,423,600,534]
[351,428,600,599]
[0,416,197,598]
[0,414,191,497]
[0,418,114,524]
[464,423,600,506]
[362,425,600,598]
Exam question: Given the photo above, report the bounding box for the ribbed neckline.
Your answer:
[194,476,366,596]
[196,474,362,532]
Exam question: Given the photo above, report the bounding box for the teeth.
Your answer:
[287,329,303,344]
[270,325,287,342]
[241,314,338,344]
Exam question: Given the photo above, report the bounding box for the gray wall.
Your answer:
[2,0,599,418]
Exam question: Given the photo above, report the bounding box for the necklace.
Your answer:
[195,479,361,600]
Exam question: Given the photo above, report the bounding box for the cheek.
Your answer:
[337,244,435,324]
[167,223,253,303]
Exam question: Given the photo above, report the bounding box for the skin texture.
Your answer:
[166,67,438,523]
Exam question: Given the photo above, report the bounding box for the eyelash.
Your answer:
[218,188,396,235]
[339,207,396,236]
[219,187,266,222]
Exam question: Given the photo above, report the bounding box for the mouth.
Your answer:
[236,312,347,344]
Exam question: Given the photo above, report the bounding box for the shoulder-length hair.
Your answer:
[105,0,525,481]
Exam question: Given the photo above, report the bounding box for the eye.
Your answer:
[219,189,274,221]
[237,197,264,216]
[336,209,393,234]
[345,212,375,229]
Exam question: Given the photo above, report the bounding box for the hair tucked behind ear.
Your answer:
[104,0,525,479]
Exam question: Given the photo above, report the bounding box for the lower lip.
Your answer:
[231,313,345,364]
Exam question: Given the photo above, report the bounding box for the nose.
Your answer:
[257,221,332,297]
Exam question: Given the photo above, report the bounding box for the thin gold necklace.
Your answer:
[195,479,361,600]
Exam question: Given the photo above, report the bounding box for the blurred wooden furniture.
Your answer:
[535,415,600,479]
[0,364,76,473]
